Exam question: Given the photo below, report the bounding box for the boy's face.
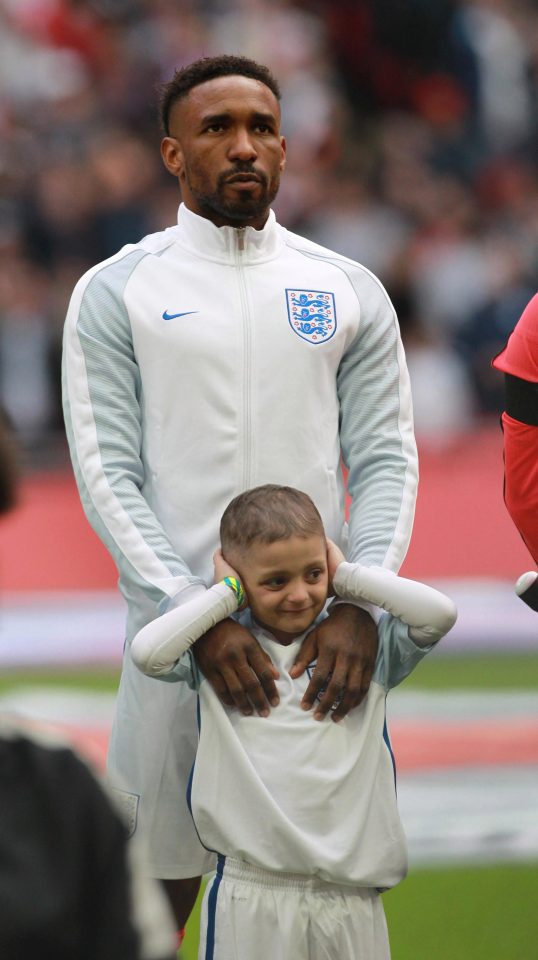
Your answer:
[233,534,329,644]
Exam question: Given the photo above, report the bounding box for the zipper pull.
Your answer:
[237,227,245,252]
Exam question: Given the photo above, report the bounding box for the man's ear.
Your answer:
[161,137,184,178]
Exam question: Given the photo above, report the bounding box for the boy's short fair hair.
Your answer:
[220,485,325,558]
[159,55,282,135]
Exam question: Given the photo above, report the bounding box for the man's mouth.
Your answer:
[226,172,261,183]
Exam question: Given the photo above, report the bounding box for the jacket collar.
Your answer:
[172,202,284,263]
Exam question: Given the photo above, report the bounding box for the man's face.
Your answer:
[231,534,329,644]
[161,75,286,229]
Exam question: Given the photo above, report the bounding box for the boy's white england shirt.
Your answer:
[176,611,433,890]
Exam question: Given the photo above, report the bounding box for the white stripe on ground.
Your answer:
[0,688,117,726]
[0,591,126,665]
[399,765,538,866]
[388,690,538,865]
[388,689,538,721]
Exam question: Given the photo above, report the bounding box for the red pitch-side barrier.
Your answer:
[0,425,532,591]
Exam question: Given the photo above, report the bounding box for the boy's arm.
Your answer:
[131,581,241,678]
[332,559,457,646]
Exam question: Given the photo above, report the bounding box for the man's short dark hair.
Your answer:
[159,55,281,135]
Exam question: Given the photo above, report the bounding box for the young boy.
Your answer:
[131,485,457,960]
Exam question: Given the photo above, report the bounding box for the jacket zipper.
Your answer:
[236,227,251,489]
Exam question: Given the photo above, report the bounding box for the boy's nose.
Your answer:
[287,581,309,603]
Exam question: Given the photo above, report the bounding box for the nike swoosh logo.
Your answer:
[162,310,199,321]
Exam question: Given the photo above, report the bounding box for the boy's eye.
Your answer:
[307,569,323,582]
[264,577,286,589]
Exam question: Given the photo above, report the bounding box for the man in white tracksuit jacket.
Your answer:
[62,55,418,928]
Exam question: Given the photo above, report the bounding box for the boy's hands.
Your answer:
[290,603,378,722]
[193,619,280,717]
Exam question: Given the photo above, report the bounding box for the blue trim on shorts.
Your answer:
[204,854,225,960]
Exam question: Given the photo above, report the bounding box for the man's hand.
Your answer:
[213,548,240,588]
[290,603,378,722]
[193,619,280,716]
[325,538,345,594]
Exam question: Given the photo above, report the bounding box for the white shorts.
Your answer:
[107,649,216,879]
[198,857,391,960]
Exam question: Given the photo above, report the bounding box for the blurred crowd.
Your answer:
[0,0,537,461]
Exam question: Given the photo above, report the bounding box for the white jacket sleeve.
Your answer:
[337,267,418,573]
[62,252,206,626]
[131,581,238,677]
[333,562,457,645]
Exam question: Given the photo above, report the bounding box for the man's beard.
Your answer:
[185,165,279,223]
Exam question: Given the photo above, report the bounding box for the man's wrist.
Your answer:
[329,597,380,624]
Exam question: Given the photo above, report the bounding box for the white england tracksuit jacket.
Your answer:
[63,203,417,639]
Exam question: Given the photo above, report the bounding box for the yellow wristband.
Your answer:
[223,576,246,609]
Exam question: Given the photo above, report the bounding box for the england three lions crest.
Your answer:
[286,289,337,344]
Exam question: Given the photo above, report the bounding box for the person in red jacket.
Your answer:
[493,293,538,608]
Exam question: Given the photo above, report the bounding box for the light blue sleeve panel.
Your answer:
[373,614,436,691]
[335,263,418,572]
[62,249,206,620]
[155,650,203,690]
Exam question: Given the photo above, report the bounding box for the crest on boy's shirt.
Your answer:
[305,661,343,710]
[286,289,337,344]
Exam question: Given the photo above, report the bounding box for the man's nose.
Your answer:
[228,128,257,161]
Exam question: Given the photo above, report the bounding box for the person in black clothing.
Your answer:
[0,718,176,960]
[0,414,176,959]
